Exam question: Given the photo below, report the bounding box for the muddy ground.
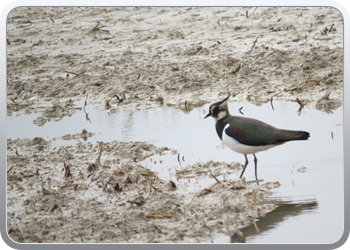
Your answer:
[7,137,277,243]
[6,7,343,243]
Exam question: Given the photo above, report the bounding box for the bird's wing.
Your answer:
[224,118,280,146]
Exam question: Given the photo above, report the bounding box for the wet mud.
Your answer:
[7,137,276,243]
[6,6,343,243]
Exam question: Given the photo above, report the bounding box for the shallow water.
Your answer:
[7,100,343,244]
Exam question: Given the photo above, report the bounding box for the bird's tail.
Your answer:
[278,130,310,142]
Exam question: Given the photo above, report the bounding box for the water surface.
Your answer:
[7,100,344,244]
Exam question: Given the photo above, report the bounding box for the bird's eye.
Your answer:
[213,106,219,112]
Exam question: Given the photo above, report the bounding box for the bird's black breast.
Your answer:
[215,120,228,140]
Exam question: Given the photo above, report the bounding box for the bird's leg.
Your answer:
[239,154,249,178]
[253,154,259,185]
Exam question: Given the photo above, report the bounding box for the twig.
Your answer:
[210,174,220,183]
[61,146,69,154]
[252,7,258,15]
[83,95,91,123]
[90,22,100,32]
[105,98,111,110]
[96,143,104,164]
[296,98,305,116]
[250,35,260,52]
[245,179,264,184]
[7,166,15,173]
[115,93,125,104]
[84,95,88,108]
[250,192,254,208]
[229,64,241,75]
[36,156,39,178]
[253,221,260,232]
[65,70,79,76]
[64,162,71,178]
[270,96,274,111]
[318,92,331,101]
[296,98,304,106]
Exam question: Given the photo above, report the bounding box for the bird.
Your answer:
[204,92,310,184]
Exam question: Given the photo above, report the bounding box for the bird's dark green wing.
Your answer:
[225,116,309,146]
[224,117,281,146]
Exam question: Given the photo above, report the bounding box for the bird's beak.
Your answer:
[204,113,211,119]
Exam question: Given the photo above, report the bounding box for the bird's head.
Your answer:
[204,92,232,121]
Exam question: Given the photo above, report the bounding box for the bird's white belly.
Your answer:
[222,126,276,154]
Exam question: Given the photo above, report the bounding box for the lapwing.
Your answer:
[204,92,310,183]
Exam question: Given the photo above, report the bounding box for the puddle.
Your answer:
[7,100,343,243]
[231,199,319,243]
